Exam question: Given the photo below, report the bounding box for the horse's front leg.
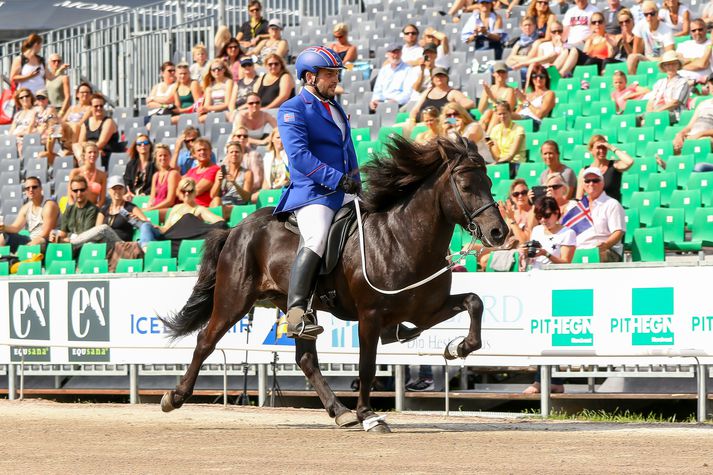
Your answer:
[441,292,484,359]
[356,311,391,433]
[295,338,359,428]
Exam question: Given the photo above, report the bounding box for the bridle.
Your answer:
[438,138,498,244]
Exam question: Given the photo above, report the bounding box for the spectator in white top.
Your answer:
[627,1,675,74]
[461,0,505,59]
[522,196,576,270]
[401,24,424,66]
[576,166,626,262]
[562,0,599,49]
[676,19,712,84]
[673,82,713,155]
[370,45,418,112]
[659,0,690,37]
[630,0,646,23]
[645,50,691,118]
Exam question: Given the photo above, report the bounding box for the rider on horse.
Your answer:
[276,46,361,340]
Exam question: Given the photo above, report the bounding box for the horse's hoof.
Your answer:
[366,422,392,433]
[335,411,360,428]
[161,391,176,413]
[443,336,466,360]
[363,415,391,433]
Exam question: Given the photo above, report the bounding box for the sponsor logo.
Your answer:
[610,287,675,346]
[530,289,594,347]
[331,320,358,348]
[68,282,110,362]
[8,283,50,361]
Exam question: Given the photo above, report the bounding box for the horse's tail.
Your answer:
[160,228,232,340]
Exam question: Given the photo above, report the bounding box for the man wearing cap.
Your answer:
[33,87,58,137]
[645,50,691,116]
[411,43,440,94]
[627,1,675,74]
[676,18,713,84]
[575,167,626,262]
[370,45,418,112]
[0,176,59,252]
[231,57,260,111]
[249,19,288,62]
[237,0,269,49]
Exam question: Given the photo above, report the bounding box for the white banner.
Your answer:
[2,267,713,365]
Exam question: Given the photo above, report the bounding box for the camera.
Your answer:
[523,240,542,258]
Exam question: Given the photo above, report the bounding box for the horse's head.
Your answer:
[436,137,508,248]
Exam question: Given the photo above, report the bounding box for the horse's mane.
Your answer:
[360,135,478,212]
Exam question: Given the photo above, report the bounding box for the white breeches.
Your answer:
[295,194,355,257]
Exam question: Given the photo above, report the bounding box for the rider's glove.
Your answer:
[339,175,362,195]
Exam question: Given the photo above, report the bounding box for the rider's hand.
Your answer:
[339,175,361,195]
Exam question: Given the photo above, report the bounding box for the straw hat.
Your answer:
[658,51,682,72]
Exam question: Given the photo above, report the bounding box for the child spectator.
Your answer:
[611,71,648,113]
[190,43,208,81]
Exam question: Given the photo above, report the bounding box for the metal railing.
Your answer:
[0,0,362,107]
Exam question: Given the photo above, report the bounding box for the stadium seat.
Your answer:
[669,189,701,227]
[78,259,109,274]
[0,261,8,276]
[47,260,76,275]
[115,258,143,273]
[589,100,616,118]
[486,163,509,187]
[78,242,107,269]
[16,261,42,276]
[229,204,257,226]
[356,140,380,166]
[143,209,160,226]
[574,89,600,116]
[16,244,41,261]
[132,195,151,209]
[632,227,665,262]
[644,172,676,206]
[620,173,639,208]
[643,111,670,136]
[556,130,583,156]
[377,125,403,145]
[686,172,713,207]
[449,226,462,254]
[351,127,371,143]
[0,245,10,257]
[526,131,548,159]
[629,191,660,227]
[571,247,600,264]
[45,243,73,269]
[178,239,204,269]
[256,189,283,208]
[514,119,534,133]
[690,207,713,246]
[485,251,520,272]
[144,241,172,268]
[651,207,688,250]
[666,154,695,187]
[145,257,177,273]
[541,117,567,136]
[682,139,711,156]
[492,179,513,202]
[516,162,545,187]
[626,126,655,157]
[629,155,659,184]
[623,99,648,116]
[573,64,598,83]
[554,102,581,128]
[573,115,600,133]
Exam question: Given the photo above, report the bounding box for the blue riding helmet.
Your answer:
[295,46,345,80]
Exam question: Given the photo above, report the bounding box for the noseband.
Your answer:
[438,139,498,243]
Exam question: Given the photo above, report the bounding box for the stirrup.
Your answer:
[286,308,324,341]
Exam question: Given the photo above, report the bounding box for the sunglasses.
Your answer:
[266,62,280,67]
[583,178,602,184]
[532,74,547,79]
[235,134,248,138]
[404,31,418,35]
[512,190,529,198]
[591,19,603,24]
[546,184,564,190]
[36,95,47,100]
[643,11,657,17]
[136,140,151,146]
[211,67,224,71]
[536,1,548,4]
[19,95,31,100]
[619,18,631,24]
[72,187,87,193]
[551,29,563,34]
[92,104,104,108]
[247,101,260,105]
[445,112,459,118]
[691,28,705,33]
[24,185,40,191]
[536,212,554,220]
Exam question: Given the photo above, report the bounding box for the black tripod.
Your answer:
[236,307,254,406]
[268,309,284,407]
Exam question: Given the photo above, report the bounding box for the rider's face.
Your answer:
[312,68,340,100]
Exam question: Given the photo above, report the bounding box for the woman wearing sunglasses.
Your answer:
[544,172,576,217]
[123,134,156,201]
[10,88,38,143]
[513,64,555,126]
[328,23,357,64]
[218,37,243,83]
[229,57,260,113]
[612,8,636,63]
[526,0,557,40]
[62,82,93,138]
[408,67,474,130]
[253,53,295,109]
[68,141,107,207]
[211,140,254,206]
[231,92,276,146]
[440,102,493,162]
[199,59,234,123]
[576,133,634,202]
[582,12,617,74]
[522,196,576,269]
[75,93,119,170]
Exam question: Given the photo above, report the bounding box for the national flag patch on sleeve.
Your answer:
[283,112,295,123]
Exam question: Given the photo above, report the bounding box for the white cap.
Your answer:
[107,175,125,188]
[582,166,603,179]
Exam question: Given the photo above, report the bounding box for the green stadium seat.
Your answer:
[557,130,583,156]
[569,145,592,162]
[16,244,41,261]
[651,207,685,247]
[351,127,371,143]
[554,102,582,127]
[132,195,150,209]
[493,179,513,202]
[47,260,76,275]
[546,65,561,90]
[620,173,640,208]
[624,208,640,249]
[632,227,665,262]
[681,139,711,156]
[229,204,257,226]
[487,163,510,186]
[574,89,601,115]
[526,131,548,159]
[463,254,478,272]
[79,259,109,274]
[644,142,672,162]
[571,247,600,264]
[629,191,661,227]
[517,162,546,187]
[670,189,701,227]
[143,209,160,226]
[666,154,695,188]
[573,115,601,133]
[686,171,713,207]
[573,64,598,82]
[356,140,379,166]
[607,114,637,142]
[144,241,172,268]
[603,62,627,77]
[410,124,428,139]
[588,76,609,93]
[623,99,648,116]
[0,261,8,276]
[657,124,684,142]
[395,112,409,123]
[541,117,567,136]
[115,258,143,273]
[626,127,655,157]
[643,111,670,136]
[636,61,659,77]
[16,261,42,276]
[178,239,204,269]
[378,125,404,144]
[556,77,581,94]
[0,245,10,257]
[256,189,283,208]
[690,207,713,246]
[629,156,659,184]
[450,226,463,254]
[485,251,520,272]
[78,243,107,269]
[589,100,616,118]
[644,172,677,206]
[679,108,694,126]
[514,119,534,133]
[145,257,178,273]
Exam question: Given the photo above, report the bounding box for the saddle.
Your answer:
[283,201,358,276]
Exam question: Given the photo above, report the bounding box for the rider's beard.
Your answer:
[313,81,335,101]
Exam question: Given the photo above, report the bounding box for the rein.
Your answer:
[354,139,495,295]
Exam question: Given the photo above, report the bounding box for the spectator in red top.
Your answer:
[183,137,220,206]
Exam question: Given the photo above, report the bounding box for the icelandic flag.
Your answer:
[561,196,593,235]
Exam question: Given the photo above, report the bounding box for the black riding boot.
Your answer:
[380,324,423,345]
[286,247,324,340]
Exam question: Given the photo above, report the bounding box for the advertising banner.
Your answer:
[2,266,713,366]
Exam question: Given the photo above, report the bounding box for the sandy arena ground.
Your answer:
[0,400,712,474]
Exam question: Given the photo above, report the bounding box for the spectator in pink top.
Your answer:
[183,137,220,206]
[146,143,180,222]
[610,70,649,113]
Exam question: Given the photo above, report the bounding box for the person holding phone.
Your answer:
[211,140,253,206]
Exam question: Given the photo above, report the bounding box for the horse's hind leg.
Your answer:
[162,295,256,412]
[355,313,391,433]
[295,339,359,428]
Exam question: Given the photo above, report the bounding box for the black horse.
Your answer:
[159,136,508,432]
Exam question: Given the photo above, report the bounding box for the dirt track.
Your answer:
[1,400,712,474]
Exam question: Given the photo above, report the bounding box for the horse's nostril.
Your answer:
[491,227,504,240]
